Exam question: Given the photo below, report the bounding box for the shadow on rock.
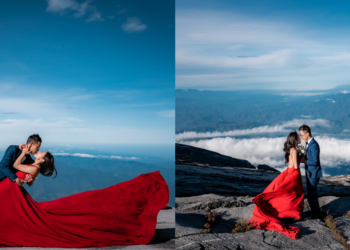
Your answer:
[321,196,350,216]
[296,224,317,239]
[212,216,238,233]
[176,212,206,229]
[149,228,175,244]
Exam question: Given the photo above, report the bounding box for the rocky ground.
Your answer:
[176,194,350,250]
[175,144,350,250]
[176,164,350,198]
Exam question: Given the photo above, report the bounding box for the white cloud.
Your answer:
[72,153,95,158]
[326,98,336,103]
[177,49,295,69]
[280,93,325,97]
[111,156,140,160]
[157,110,175,118]
[176,9,350,90]
[316,52,350,66]
[0,98,56,116]
[61,117,84,122]
[176,119,330,141]
[179,135,350,173]
[121,17,147,33]
[53,153,95,158]
[0,85,174,147]
[85,9,105,23]
[300,115,312,118]
[46,0,104,23]
[176,10,319,49]
[179,137,286,167]
[341,91,350,94]
[46,0,78,12]
[0,118,173,148]
[53,153,70,156]
[53,153,140,160]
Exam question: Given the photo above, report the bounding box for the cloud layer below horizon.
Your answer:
[179,136,350,176]
[176,118,330,141]
[53,152,140,160]
[177,119,349,175]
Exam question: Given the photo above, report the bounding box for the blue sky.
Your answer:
[0,0,174,148]
[176,0,350,90]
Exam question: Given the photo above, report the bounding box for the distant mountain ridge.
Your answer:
[176,86,350,133]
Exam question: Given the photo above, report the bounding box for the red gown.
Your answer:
[248,165,304,239]
[0,165,169,248]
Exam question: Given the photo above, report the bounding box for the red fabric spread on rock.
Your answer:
[248,167,304,239]
[0,170,169,248]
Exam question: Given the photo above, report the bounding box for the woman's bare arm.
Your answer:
[14,162,37,176]
[13,148,37,175]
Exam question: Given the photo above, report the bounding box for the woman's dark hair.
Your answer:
[40,152,57,178]
[283,131,299,164]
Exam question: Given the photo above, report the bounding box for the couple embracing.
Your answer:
[0,134,169,247]
[248,124,322,239]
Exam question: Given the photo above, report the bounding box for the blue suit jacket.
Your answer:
[0,145,34,182]
[305,138,323,179]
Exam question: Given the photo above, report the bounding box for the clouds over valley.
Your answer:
[176,89,350,176]
[179,132,350,176]
[176,118,329,141]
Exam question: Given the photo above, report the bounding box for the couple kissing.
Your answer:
[0,134,169,247]
[248,124,322,239]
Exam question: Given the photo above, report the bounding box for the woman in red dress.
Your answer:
[248,131,304,239]
[0,146,169,247]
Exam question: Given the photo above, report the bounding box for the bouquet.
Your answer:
[297,145,307,156]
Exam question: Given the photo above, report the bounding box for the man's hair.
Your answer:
[27,134,42,144]
[299,124,312,137]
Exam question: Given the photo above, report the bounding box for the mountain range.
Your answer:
[176,85,350,134]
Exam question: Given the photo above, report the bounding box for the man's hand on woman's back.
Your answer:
[15,174,33,187]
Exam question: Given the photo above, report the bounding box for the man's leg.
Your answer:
[306,176,320,216]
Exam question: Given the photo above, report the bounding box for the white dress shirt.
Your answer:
[306,137,313,148]
[21,156,27,163]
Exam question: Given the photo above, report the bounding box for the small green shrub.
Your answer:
[203,210,217,234]
[232,220,257,234]
[324,213,350,250]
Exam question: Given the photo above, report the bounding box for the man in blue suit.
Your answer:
[299,125,322,219]
[0,134,42,187]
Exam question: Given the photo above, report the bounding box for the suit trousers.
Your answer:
[306,176,320,216]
